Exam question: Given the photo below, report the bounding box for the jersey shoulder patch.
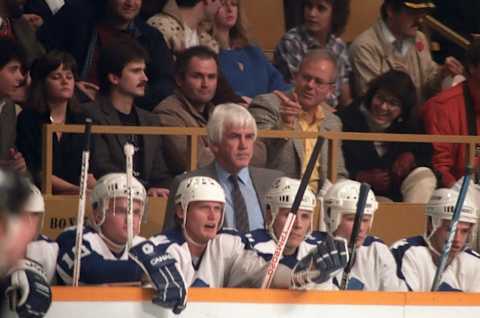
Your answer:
[363,235,385,247]
[244,229,271,246]
[305,231,328,244]
[464,248,480,260]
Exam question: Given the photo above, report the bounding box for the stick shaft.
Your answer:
[340,182,370,290]
[431,171,472,291]
[261,137,324,288]
[124,143,135,250]
[72,119,92,286]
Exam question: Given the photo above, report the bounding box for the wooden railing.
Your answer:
[42,124,480,195]
[423,15,471,50]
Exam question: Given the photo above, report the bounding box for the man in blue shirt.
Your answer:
[163,103,284,233]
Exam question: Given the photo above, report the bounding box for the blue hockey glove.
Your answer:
[6,258,52,318]
[129,241,187,314]
[293,236,348,286]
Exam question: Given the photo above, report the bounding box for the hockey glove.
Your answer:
[292,236,348,286]
[129,241,187,314]
[6,258,52,318]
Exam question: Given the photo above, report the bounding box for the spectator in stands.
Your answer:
[147,0,243,106]
[152,46,217,176]
[349,0,463,105]
[0,0,45,66]
[37,0,175,111]
[16,51,95,194]
[0,38,27,174]
[212,0,290,101]
[84,38,171,196]
[249,49,348,193]
[423,39,480,187]
[147,0,220,54]
[274,0,352,108]
[337,70,436,203]
[56,173,147,285]
[163,103,284,233]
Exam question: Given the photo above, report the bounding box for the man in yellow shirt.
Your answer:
[249,49,348,193]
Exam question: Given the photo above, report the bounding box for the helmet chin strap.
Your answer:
[89,220,127,254]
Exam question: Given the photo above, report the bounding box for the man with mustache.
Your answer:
[153,46,219,176]
[249,49,348,194]
[84,38,172,197]
[350,0,464,105]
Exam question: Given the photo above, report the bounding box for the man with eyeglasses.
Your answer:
[249,49,348,193]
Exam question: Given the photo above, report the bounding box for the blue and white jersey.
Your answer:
[391,235,480,292]
[26,234,59,283]
[149,228,286,288]
[56,225,145,285]
[244,229,333,290]
[331,236,406,291]
[244,229,327,268]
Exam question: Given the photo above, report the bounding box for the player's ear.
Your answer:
[175,204,185,224]
[265,206,273,227]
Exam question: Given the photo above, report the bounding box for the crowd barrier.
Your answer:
[4,287,480,318]
[40,124,479,243]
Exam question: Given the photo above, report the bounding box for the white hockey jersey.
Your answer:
[246,230,405,291]
[332,236,406,291]
[26,235,59,283]
[391,235,480,291]
[149,228,291,288]
[56,225,145,285]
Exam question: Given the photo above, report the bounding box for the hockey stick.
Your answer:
[124,143,135,250]
[339,182,371,290]
[72,118,93,287]
[431,167,473,291]
[261,136,325,288]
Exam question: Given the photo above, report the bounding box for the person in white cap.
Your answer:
[391,188,480,291]
[129,176,348,314]
[5,182,54,318]
[56,173,147,285]
[245,177,346,290]
[323,179,407,290]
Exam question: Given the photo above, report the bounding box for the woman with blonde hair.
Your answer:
[213,0,290,101]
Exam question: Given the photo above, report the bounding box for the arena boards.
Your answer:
[4,287,480,318]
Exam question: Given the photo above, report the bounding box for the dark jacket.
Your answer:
[83,96,172,189]
[37,0,175,110]
[337,99,432,200]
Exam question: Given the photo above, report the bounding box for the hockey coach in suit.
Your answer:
[163,103,284,233]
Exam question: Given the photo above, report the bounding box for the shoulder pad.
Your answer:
[363,236,385,247]
[464,248,480,260]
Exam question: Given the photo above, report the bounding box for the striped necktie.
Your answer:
[229,175,249,233]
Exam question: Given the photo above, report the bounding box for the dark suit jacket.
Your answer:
[83,96,171,188]
[163,162,284,231]
[0,100,16,160]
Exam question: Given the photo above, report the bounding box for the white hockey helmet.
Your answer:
[91,173,147,227]
[265,177,316,241]
[23,182,45,214]
[23,182,45,229]
[175,176,226,228]
[426,188,478,235]
[323,179,378,233]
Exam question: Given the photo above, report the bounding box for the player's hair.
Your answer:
[207,103,257,145]
[302,0,351,36]
[97,37,149,93]
[0,38,26,70]
[174,45,219,79]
